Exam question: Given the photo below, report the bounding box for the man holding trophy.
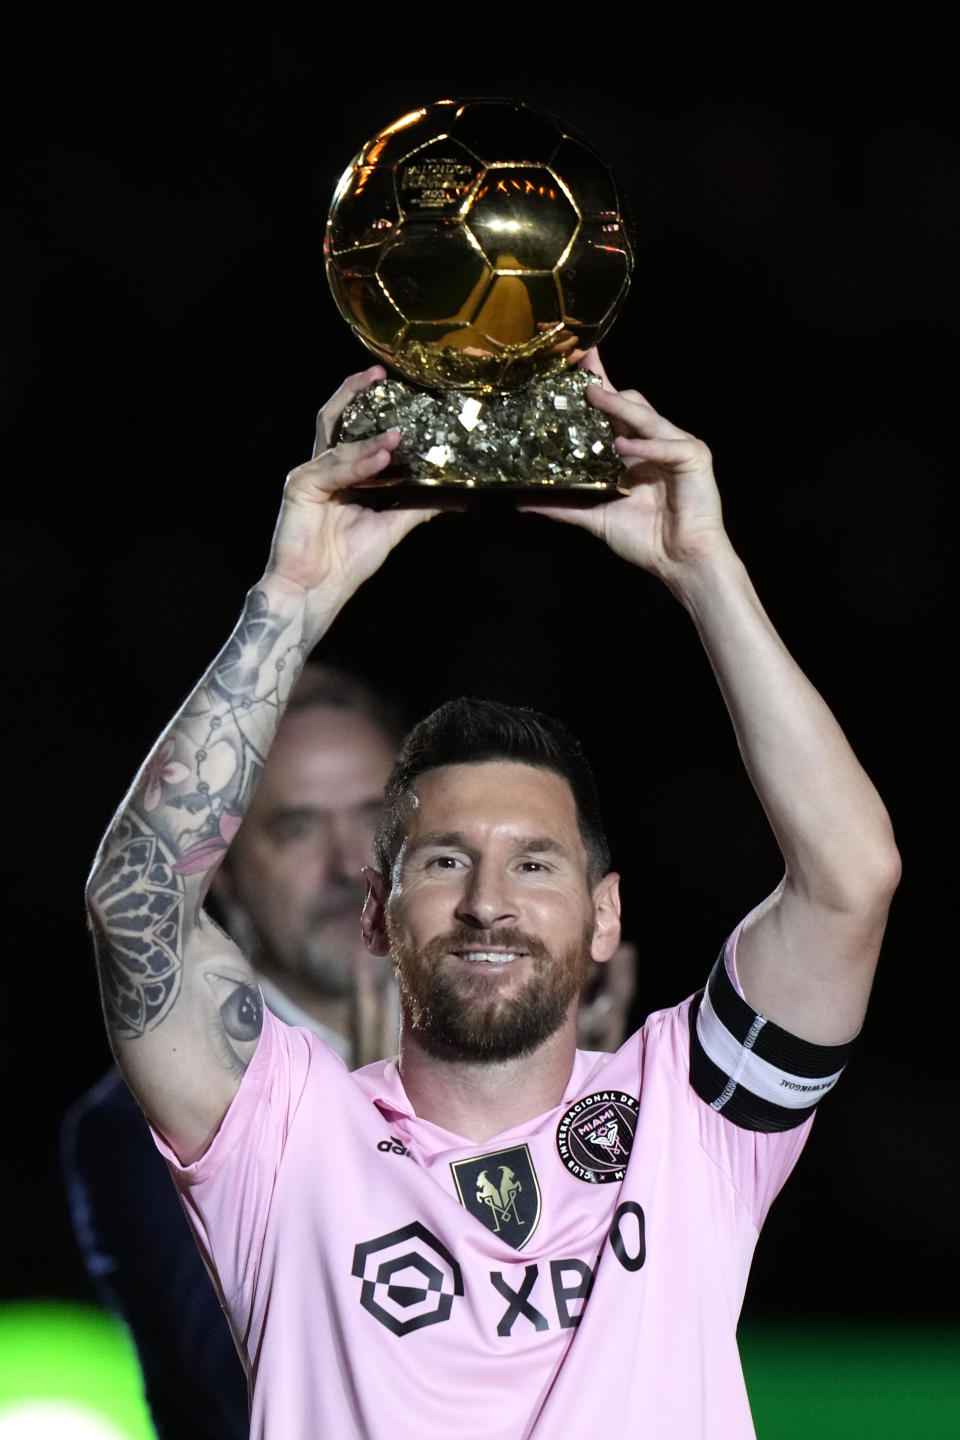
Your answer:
[85,102,899,1438]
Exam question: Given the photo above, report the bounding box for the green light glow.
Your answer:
[0,1302,956,1438]
[0,1303,153,1440]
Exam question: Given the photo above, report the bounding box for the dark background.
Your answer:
[5,5,956,1324]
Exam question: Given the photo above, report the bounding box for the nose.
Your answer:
[454,860,519,930]
[323,811,376,882]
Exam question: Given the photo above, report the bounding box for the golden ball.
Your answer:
[325,99,633,393]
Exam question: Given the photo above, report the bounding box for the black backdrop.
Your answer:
[5,5,956,1321]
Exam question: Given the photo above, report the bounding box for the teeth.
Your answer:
[459,951,521,965]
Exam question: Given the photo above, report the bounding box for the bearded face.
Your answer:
[213,706,395,998]
[369,761,621,1067]
[388,919,595,1062]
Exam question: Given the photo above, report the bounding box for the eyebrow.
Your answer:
[404,832,573,859]
[405,831,469,854]
[514,836,573,857]
[266,798,384,824]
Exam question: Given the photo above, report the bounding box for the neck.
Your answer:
[397,1013,579,1141]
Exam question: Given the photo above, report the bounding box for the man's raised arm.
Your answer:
[86,369,440,1163]
[527,354,901,1045]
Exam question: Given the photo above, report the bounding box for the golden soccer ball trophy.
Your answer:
[325,98,634,494]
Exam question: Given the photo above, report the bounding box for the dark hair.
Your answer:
[374,697,611,883]
[286,662,405,747]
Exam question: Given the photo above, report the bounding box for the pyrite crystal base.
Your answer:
[338,368,626,497]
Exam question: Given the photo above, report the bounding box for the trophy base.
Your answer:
[339,368,627,501]
[351,472,624,509]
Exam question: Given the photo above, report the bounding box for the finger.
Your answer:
[586,383,659,419]
[587,384,692,441]
[377,503,454,546]
[289,430,401,498]
[579,347,615,391]
[614,433,713,473]
[515,500,612,537]
[313,366,387,456]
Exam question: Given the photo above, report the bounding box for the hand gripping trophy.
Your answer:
[325,98,634,495]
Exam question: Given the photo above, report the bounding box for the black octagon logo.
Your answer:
[352,1221,464,1336]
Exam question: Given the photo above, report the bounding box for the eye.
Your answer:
[517,860,549,873]
[419,850,471,874]
[270,814,314,843]
[428,854,463,870]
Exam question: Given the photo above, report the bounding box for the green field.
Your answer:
[0,1302,956,1437]
[740,1321,959,1438]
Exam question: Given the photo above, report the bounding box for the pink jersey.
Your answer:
[156,938,850,1439]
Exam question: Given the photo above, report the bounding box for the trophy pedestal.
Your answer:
[339,367,626,502]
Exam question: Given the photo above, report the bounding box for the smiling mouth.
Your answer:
[453,949,526,966]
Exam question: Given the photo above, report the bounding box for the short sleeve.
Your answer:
[150,1010,324,1314]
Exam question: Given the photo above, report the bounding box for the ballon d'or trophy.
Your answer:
[325,98,634,497]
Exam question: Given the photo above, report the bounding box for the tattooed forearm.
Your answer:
[87,585,308,1048]
[134,588,308,864]
[89,812,185,1037]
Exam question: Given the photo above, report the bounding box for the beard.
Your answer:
[229,880,369,999]
[389,920,595,1062]
[295,881,370,995]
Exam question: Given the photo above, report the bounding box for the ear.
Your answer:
[590,872,622,963]
[361,867,391,958]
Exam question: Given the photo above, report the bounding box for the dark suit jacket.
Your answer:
[62,1067,248,1439]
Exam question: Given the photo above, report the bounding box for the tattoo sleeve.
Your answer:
[87,586,307,1066]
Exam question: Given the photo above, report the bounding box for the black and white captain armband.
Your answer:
[689,952,856,1132]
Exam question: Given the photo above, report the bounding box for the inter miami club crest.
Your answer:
[556,1091,639,1183]
[450,1145,542,1250]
